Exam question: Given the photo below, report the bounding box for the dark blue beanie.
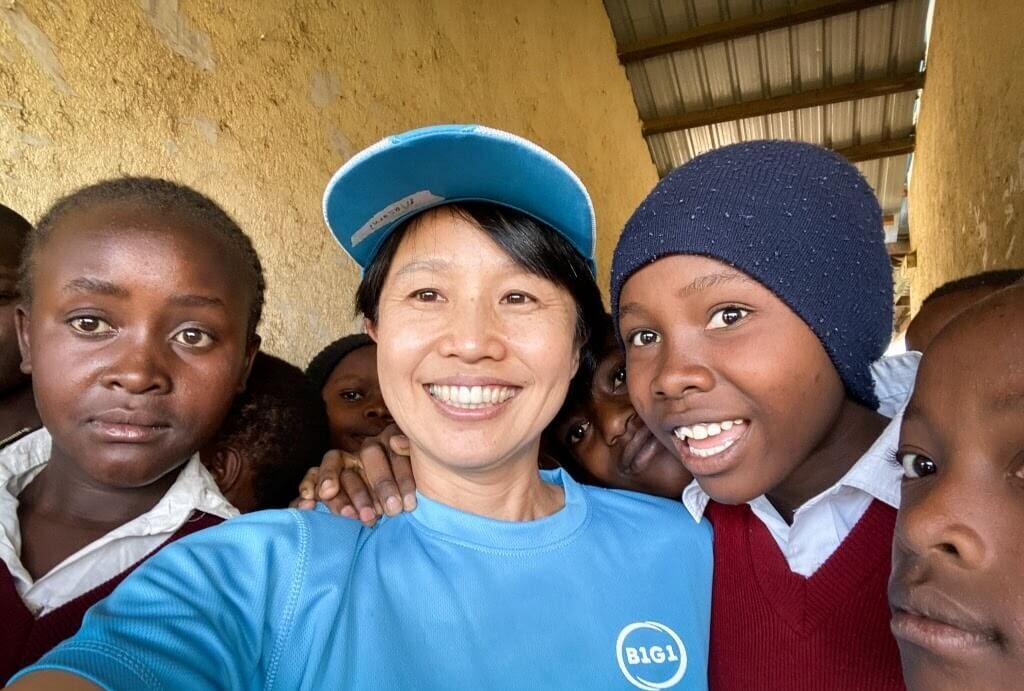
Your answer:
[610,140,892,410]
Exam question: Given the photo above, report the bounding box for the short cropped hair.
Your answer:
[355,202,605,364]
[20,177,265,338]
[306,333,375,393]
[0,203,33,238]
[214,352,330,510]
[923,268,1024,305]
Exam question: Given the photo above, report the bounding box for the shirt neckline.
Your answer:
[406,468,589,553]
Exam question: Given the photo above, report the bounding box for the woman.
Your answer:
[10,126,712,691]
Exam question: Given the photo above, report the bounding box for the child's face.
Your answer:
[552,335,691,499]
[618,254,847,505]
[905,285,1002,353]
[0,225,27,395]
[322,344,391,454]
[889,285,1024,691]
[17,202,257,488]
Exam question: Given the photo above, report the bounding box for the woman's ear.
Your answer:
[570,347,581,378]
[15,306,32,375]
[364,318,378,342]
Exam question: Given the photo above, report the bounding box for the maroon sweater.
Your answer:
[705,500,904,691]
[0,511,223,684]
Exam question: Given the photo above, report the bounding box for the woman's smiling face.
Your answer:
[368,208,580,474]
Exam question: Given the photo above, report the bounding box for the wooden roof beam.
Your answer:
[834,135,915,163]
[618,0,895,64]
[642,71,925,136]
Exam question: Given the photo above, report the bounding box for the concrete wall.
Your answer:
[907,0,1024,310]
[0,0,657,364]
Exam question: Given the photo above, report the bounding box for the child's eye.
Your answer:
[611,365,626,391]
[501,292,534,305]
[341,390,365,402]
[69,316,114,335]
[567,420,591,445]
[629,330,661,348]
[707,307,749,329]
[172,328,214,348]
[898,452,937,479]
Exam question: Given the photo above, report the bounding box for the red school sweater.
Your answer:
[0,511,223,684]
[705,500,905,691]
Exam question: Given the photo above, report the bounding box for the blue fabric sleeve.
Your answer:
[12,509,313,691]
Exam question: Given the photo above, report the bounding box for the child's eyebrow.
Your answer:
[63,277,129,298]
[675,271,751,298]
[168,294,225,309]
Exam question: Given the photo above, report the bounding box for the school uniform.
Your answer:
[682,353,919,691]
[18,469,714,690]
[0,428,237,682]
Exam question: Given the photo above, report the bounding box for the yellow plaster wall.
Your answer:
[907,0,1024,310]
[0,0,657,364]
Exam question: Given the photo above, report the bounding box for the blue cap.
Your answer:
[323,124,596,274]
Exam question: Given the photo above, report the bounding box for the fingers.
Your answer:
[339,467,379,527]
[315,450,345,501]
[390,453,417,512]
[297,467,319,502]
[360,439,403,517]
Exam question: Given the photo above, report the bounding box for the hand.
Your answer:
[290,424,416,527]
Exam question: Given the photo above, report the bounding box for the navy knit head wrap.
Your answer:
[305,333,375,393]
[610,140,892,410]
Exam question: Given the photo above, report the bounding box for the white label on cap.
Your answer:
[351,190,445,246]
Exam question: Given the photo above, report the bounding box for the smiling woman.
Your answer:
[9,126,714,691]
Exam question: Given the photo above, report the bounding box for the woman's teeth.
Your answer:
[428,384,517,408]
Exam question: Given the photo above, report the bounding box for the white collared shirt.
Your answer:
[682,352,920,577]
[0,428,238,616]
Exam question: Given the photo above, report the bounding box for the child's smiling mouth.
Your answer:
[670,418,749,474]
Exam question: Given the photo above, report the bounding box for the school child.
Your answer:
[0,177,262,682]
[610,140,918,690]
[545,311,691,499]
[201,351,330,513]
[0,205,40,444]
[305,333,390,454]
[889,282,1024,691]
[904,267,1023,352]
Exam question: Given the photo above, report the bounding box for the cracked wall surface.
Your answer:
[0,0,656,365]
[908,0,1024,310]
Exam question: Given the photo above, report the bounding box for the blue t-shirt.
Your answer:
[19,469,713,690]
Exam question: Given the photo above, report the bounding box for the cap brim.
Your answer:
[323,125,596,274]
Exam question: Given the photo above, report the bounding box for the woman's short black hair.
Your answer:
[355,203,605,361]
[20,177,265,340]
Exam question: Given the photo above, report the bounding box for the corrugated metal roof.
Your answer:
[604,0,929,220]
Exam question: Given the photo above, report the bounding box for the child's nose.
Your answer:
[651,349,714,400]
[100,342,172,395]
[896,473,988,571]
[364,401,391,421]
[596,400,638,446]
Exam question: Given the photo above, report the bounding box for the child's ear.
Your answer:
[237,335,261,393]
[15,305,32,375]
[364,318,378,342]
[200,445,243,493]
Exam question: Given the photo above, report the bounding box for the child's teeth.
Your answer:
[673,419,746,440]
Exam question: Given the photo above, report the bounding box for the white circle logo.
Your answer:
[615,621,688,690]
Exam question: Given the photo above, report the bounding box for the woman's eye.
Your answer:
[413,289,442,302]
[899,452,937,479]
[501,292,533,305]
[707,307,749,329]
[567,420,591,445]
[341,391,365,402]
[611,365,627,391]
[69,316,114,335]
[173,328,214,348]
[629,330,661,348]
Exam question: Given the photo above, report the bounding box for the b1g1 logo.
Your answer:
[616,621,688,690]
